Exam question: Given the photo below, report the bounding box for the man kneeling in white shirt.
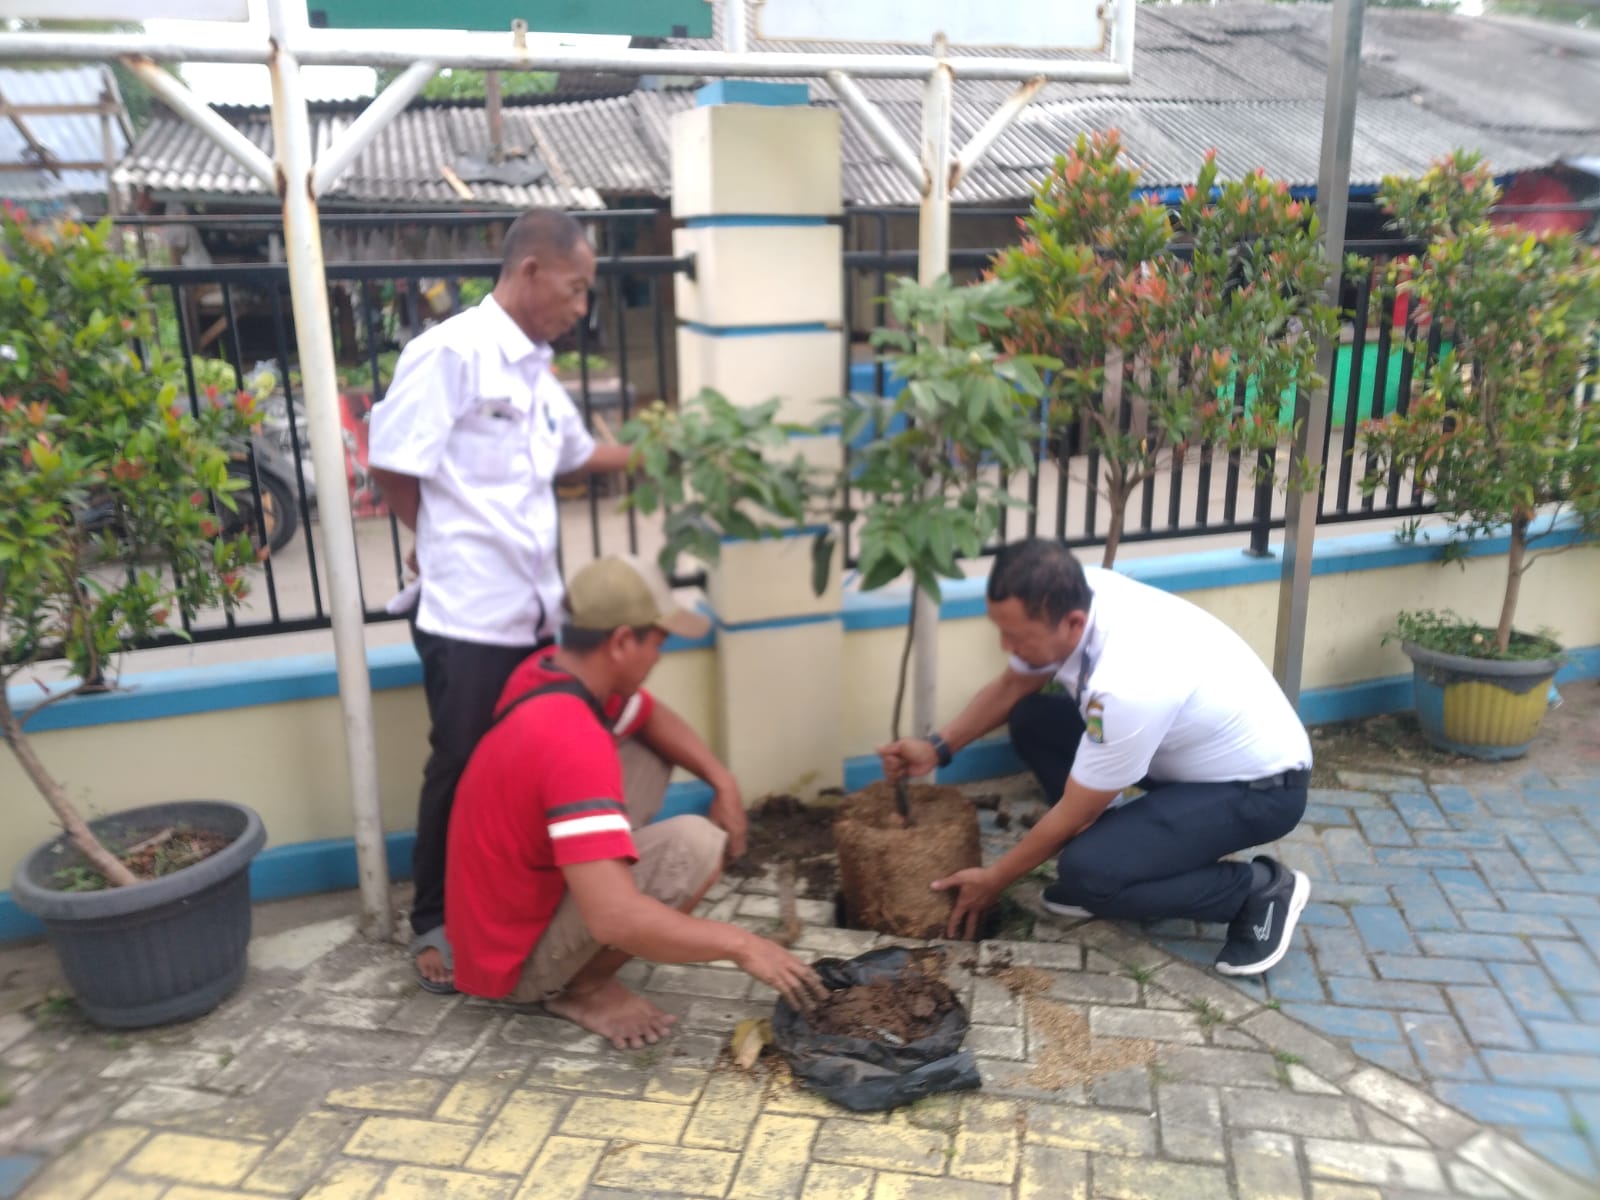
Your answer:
[879,538,1313,977]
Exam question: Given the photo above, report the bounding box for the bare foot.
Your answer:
[545,978,678,1049]
[415,946,452,989]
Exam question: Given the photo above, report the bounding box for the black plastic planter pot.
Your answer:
[12,800,266,1029]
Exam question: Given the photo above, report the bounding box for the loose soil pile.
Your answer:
[834,782,982,939]
[726,793,838,898]
[808,972,958,1043]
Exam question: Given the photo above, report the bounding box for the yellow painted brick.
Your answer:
[463,1091,565,1174]
[1310,1186,1383,1200]
[593,1142,738,1195]
[245,1111,356,1194]
[325,1079,446,1115]
[871,1173,1012,1200]
[300,1160,388,1200]
[163,1190,276,1200]
[963,1097,1027,1134]
[683,1072,766,1150]
[436,1075,517,1125]
[512,1136,607,1200]
[1018,1144,1087,1200]
[765,1085,886,1122]
[343,1116,478,1167]
[373,1166,515,1200]
[21,1127,148,1200]
[1092,1156,1232,1200]
[559,1095,690,1145]
[645,1067,710,1105]
[730,1114,818,1198]
[1024,1108,1155,1157]
[899,1094,963,1132]
[123,1133,264,1188]
[802,1162,874,1200]
[950,1130,1019,1185]
[84,1182,164,1200]
[813,1117,950,1176]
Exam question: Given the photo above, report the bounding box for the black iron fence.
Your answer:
[113,202,1593,649]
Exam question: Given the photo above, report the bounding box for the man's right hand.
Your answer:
[735,933,828,1012]
[877,738,939,784]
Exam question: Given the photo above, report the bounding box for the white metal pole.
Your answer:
[951,76,1046,191]
[911,35,954,745]
[122,57,277,190]
[726,0,749,53]
[0,29,1133,84]
[825,70,920,187]
[265,0,393,938]
[312,59,439,197]
[1273,0,1365,703]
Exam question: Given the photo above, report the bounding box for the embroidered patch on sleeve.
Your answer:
[1085,695,1106,743]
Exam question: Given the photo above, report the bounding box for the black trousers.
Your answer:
[409,622,545,938]
[1009,691,1308,924]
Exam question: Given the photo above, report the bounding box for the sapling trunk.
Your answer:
[889,591,917,824]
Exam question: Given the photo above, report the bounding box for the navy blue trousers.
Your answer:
[1009,692,1308,924]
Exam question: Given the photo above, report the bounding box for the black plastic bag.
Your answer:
[772,946,981,1112]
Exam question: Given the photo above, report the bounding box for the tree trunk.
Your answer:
[0,688,139,888]
[1495,517,1528,657]
[1102,492,1127,568]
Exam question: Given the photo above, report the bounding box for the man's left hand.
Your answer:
[709,783,748,860]
[931,865,1003,940]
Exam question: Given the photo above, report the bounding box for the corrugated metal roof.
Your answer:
[119,100,605,209]
[0,66,129,204]
[117,3,1599,210]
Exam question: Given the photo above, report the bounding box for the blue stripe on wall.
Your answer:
[684,216,833,229]
[682,321,833,338]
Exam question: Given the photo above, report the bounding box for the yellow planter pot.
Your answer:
[1403,640,1560,760]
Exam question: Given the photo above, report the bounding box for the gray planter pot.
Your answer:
[12,800,266,1029]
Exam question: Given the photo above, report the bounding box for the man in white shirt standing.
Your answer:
[879,538,1314,977]
[369,209,636,993]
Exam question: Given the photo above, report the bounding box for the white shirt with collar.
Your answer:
[1009,567,1312,791]
[367,295,596,646]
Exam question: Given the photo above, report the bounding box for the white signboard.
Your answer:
[0,0,249,20]
[752,0,1105,51]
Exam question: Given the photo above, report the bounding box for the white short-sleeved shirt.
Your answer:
[1009,567,1312,791]
[366,296,596,646]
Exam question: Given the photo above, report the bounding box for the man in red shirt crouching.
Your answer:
[445,554,826,1048]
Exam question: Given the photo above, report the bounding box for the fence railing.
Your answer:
[109,201,1594,651]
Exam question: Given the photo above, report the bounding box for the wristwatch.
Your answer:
[926,733,953,769]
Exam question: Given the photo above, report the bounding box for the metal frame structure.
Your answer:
[0,0,1137,935]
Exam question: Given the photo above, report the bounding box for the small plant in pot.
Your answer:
[1359,152,1600,758]
[0,205,267,1028]
[818,274,1053,938]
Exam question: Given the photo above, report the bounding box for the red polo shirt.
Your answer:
[446,654,654,999]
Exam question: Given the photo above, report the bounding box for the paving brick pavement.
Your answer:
[1148,685,1600,1187]
[0,851,1591,1199]
[2,687,1597,1198]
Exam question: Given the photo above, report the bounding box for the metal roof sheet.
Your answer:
[0,65,129,204]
